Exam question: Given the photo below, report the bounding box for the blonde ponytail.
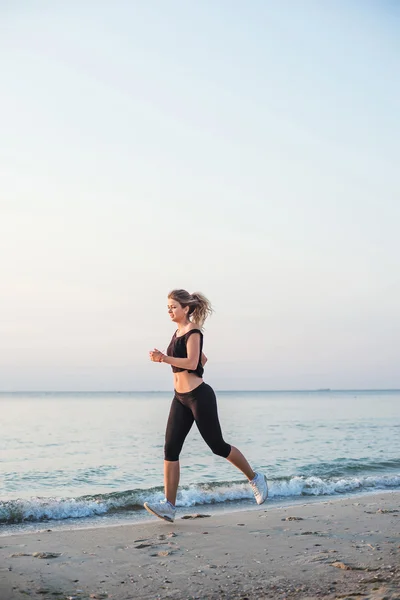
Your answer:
[190,292,213,329]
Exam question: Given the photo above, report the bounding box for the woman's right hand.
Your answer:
[149,348,164,363]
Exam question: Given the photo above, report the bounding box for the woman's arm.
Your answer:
[150,333,201,370]
[201,352,208,366]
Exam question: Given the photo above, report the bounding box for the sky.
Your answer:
[1,0,399,391]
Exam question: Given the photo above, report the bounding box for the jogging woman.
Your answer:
[144,289,268,522]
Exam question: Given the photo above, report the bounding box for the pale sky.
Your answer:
[1,1,399,391]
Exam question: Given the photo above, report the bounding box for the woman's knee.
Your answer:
[209,441,231,459]
[164,442,180,462]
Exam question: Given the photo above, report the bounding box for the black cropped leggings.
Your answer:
[164,382,232,462]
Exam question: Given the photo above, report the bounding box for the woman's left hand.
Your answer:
[149,348,164,363]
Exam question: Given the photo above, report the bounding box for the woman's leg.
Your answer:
[164,460,180,505]
[163,395,194,505]
[226,446,255,481]
[192,384,255,480]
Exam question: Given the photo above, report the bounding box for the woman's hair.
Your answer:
[168,289,213,329]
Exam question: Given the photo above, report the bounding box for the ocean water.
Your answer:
[1,390,399,534]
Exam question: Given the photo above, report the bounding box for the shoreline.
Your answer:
[2,487,398,538]
[1,491,399,599]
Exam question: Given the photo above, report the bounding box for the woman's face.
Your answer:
[167,298,188,323]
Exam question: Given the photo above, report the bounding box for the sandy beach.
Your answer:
[0,492,399,600]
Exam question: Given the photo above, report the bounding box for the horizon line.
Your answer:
[1,388,400,394]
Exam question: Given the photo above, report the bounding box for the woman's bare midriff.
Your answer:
[173,371,203,394]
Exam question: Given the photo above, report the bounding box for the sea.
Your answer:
[1,390,399,535]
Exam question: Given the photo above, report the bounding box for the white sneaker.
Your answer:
[249,472,268,505]
[144,499,176,523]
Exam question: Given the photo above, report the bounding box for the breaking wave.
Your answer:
[1,472,399,524]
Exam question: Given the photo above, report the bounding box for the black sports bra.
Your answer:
[166,329,204,378]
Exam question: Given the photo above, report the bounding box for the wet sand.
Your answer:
[0,492,399,600]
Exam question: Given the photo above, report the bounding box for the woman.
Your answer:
[144,289,268,522]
